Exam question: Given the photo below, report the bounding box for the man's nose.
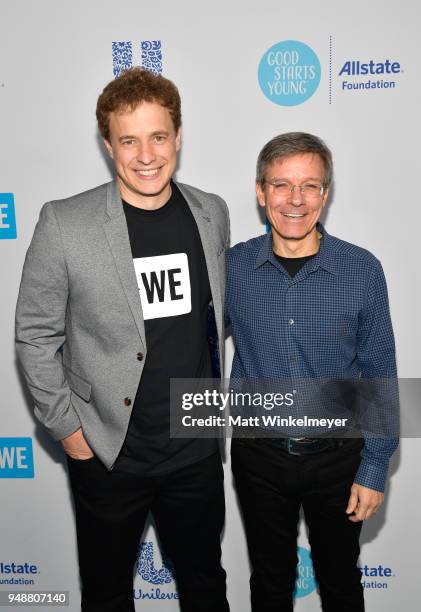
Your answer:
[136,142,156,165]
[290,185,304,207]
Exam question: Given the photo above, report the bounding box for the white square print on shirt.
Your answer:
[133,253,192,320]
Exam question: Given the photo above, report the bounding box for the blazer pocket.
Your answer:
[63,365,92,402]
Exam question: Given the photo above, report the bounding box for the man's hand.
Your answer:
[346,483,384,522]
[61,428,94,460]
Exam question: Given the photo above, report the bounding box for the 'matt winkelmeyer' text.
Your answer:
[181,415,348,429]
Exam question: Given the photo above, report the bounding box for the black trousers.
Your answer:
[231,438,365,612]
[67,452,229,612]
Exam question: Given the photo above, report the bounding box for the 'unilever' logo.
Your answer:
[134,541,179,601]
[136,541,174,585]
[294,547,317,598]
[112,41,162,78]
[258,41,321,106]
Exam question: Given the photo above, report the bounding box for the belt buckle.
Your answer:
[286,438,301,455]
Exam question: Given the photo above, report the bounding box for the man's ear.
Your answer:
[175,127,182,152]
[322,185,330,207]
[104,139,114,159]
[256,182,266,208]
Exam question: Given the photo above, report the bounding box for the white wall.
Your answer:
[1,1,419,609]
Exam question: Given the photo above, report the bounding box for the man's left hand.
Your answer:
[346,483,384,522]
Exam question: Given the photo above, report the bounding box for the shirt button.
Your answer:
[288,319,295,325]
[137,352,144,361]
[124,397,132,406]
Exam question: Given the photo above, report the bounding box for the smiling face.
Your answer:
[256,152,329,255]
[104,101,181,209]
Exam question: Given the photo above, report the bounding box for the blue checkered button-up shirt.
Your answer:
[225,224,398,492]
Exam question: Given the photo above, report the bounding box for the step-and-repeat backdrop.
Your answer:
[1,1,419,610]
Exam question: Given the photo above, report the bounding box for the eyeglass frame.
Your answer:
[263,179,326,199]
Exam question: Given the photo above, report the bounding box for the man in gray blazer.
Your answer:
[15,67,230,612]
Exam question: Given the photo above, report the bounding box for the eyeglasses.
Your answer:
[264,180,325,200]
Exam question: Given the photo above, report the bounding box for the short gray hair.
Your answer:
[256,132,333,186]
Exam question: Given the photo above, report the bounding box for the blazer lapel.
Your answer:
[103,181,146,349]
[176,182,223,352]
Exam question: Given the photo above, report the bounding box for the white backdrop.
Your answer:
[1,0,420,610]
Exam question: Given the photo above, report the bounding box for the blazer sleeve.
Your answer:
[220,195,230,250]
[15,202,81,440]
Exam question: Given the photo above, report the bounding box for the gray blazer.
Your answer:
[15,180,229,469]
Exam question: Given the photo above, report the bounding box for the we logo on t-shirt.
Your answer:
[133,253,192,320]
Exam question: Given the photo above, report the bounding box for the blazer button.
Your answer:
[137,352,144,361]
[124,397,132,406]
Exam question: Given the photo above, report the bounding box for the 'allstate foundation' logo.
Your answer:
[136,541,174,585]
[338,58,401,92]
[258,40,321,106]
[294,546,317,598]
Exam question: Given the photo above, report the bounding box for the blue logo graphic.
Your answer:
[0,562,38,575]
[359,563,394,589]
[112,41,162,77]
[141,41,162,74]
[338,59,401,92]
[0,194,17,239]
[294,546,317,598]
[136,541,174,585]
[112,42,133,77]
[258,40,321,106]
[0,438,34,478]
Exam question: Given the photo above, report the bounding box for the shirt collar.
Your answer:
[254,223,338,275]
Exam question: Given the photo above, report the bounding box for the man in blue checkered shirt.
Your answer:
[226,132,398,612]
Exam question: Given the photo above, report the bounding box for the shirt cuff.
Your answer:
[353,459,388,493]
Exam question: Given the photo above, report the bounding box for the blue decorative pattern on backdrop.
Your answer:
[141,41,162,74]
[136,541,174,585]
[112,41,133,77]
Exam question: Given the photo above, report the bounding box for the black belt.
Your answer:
[266,437,344,456]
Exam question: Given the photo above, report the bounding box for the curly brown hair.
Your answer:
[96,67,182,142]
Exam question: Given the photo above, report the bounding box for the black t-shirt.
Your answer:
[114,183,217,475]
[274,252,316,277]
